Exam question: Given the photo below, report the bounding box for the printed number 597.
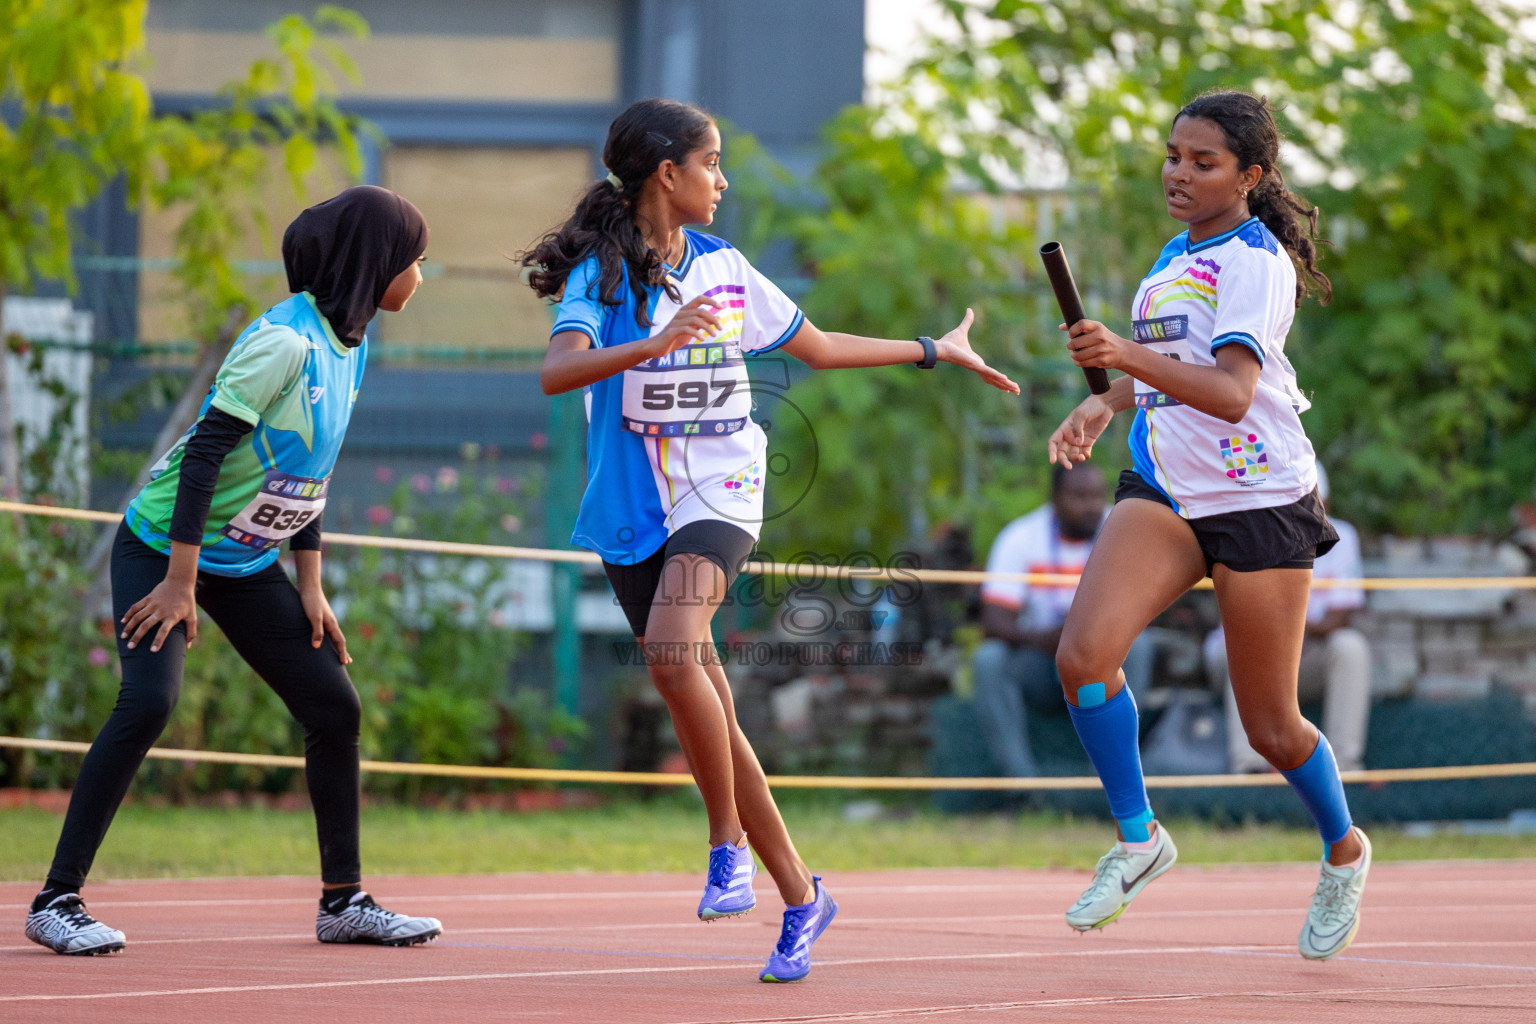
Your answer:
[641,381,735,410]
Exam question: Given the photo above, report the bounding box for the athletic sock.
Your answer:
[1066,683,1154,843]
[1123,829,1160,855]
[31,879,80,913]
[321,884,362,912]
[1280,732,1353,857]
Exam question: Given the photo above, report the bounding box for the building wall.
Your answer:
[627,0,864,174]
[380,146,593,352]
[143,0,622,103]
[86,0,861,475]
[119,0,863,354]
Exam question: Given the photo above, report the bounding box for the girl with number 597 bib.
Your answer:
[26,187,444,957]
[523,98,1017,983]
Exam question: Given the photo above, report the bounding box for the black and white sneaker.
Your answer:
[316,891,442,946]
[25,894,127,955]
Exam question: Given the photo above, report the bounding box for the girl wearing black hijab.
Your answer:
[25,186,442,956]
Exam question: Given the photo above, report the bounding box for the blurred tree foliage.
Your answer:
[0,1,368,499]
[744,105,1064,559]
[754,0,1535,554]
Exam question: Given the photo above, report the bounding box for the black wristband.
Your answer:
[914,336,937,369]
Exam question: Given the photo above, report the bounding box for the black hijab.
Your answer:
[282,185,429,347]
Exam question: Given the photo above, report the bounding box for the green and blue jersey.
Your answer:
[125,292,365,577]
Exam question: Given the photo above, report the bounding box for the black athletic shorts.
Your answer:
[601,519,757,638]
[1114,469,1339,575]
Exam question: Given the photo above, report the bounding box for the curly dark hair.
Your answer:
[519,98,716,327]
[1175,91,1332,307]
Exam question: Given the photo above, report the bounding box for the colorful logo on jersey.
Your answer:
[1134,391,1183,409]
[701,283,746,348]
[722,461,762,500]
[1221,433,1268,482]
[1139,257,1220,318]
[640,342,739,371]
[309,386,326,404]
[1131,315,1188,343]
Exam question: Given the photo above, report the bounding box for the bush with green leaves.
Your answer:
[2,447,583,796]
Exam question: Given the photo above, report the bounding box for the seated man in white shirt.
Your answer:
[1205,465,1372,771]
[973,464,1154,778]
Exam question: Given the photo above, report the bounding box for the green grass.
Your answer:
[5,795,1535,882]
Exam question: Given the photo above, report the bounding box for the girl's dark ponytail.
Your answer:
[521,99,715,326]
[1175,91,1332,307]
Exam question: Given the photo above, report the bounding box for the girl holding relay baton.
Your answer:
[1045,91,1370,960]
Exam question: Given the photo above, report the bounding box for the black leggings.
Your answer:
[48,522,363,886]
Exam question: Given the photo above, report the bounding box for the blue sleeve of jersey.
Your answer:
[551,257,604,346]
[1210,331,1265,367]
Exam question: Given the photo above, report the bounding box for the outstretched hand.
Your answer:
[1047,394,1115,468]
[936,309,1020,394]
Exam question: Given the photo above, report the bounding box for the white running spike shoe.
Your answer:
[316,891,442,946]
[1298,827,1371,960]
[1065,825,1178,931]
[25,893,126,955]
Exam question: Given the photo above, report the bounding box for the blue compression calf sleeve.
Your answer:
[1067,684,1153,842]
[1280,732,1354,856]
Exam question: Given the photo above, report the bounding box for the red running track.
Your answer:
[3,862,1534,1023]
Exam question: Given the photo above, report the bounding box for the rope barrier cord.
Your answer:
[3,736,1534,789]
[2,501,1532,591]
[5,502,1532,791]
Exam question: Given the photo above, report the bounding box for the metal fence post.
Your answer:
[544,331,585,751]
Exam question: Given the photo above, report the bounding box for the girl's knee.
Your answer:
[306,682,362,740]
[647,655,694,698]
[642,634,710,692]
[1055,634,1103,691]
[117,689,179,737]
[1242,719,1312,768]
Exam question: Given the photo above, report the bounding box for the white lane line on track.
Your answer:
[823,904,1536,925]
[1217,949,1536,972]
[3,944,1530,1002]
[658,982,1536,1024]
[4,876,1528,912]
[5,907,1536,954]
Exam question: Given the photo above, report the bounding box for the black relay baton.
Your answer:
[1039,241,1111,396]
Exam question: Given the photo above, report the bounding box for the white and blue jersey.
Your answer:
[126,292,365,576]
[551,230,804,564]
[1126,217,1317,519]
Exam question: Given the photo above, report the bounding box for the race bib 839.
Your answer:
[221,470,329,550]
